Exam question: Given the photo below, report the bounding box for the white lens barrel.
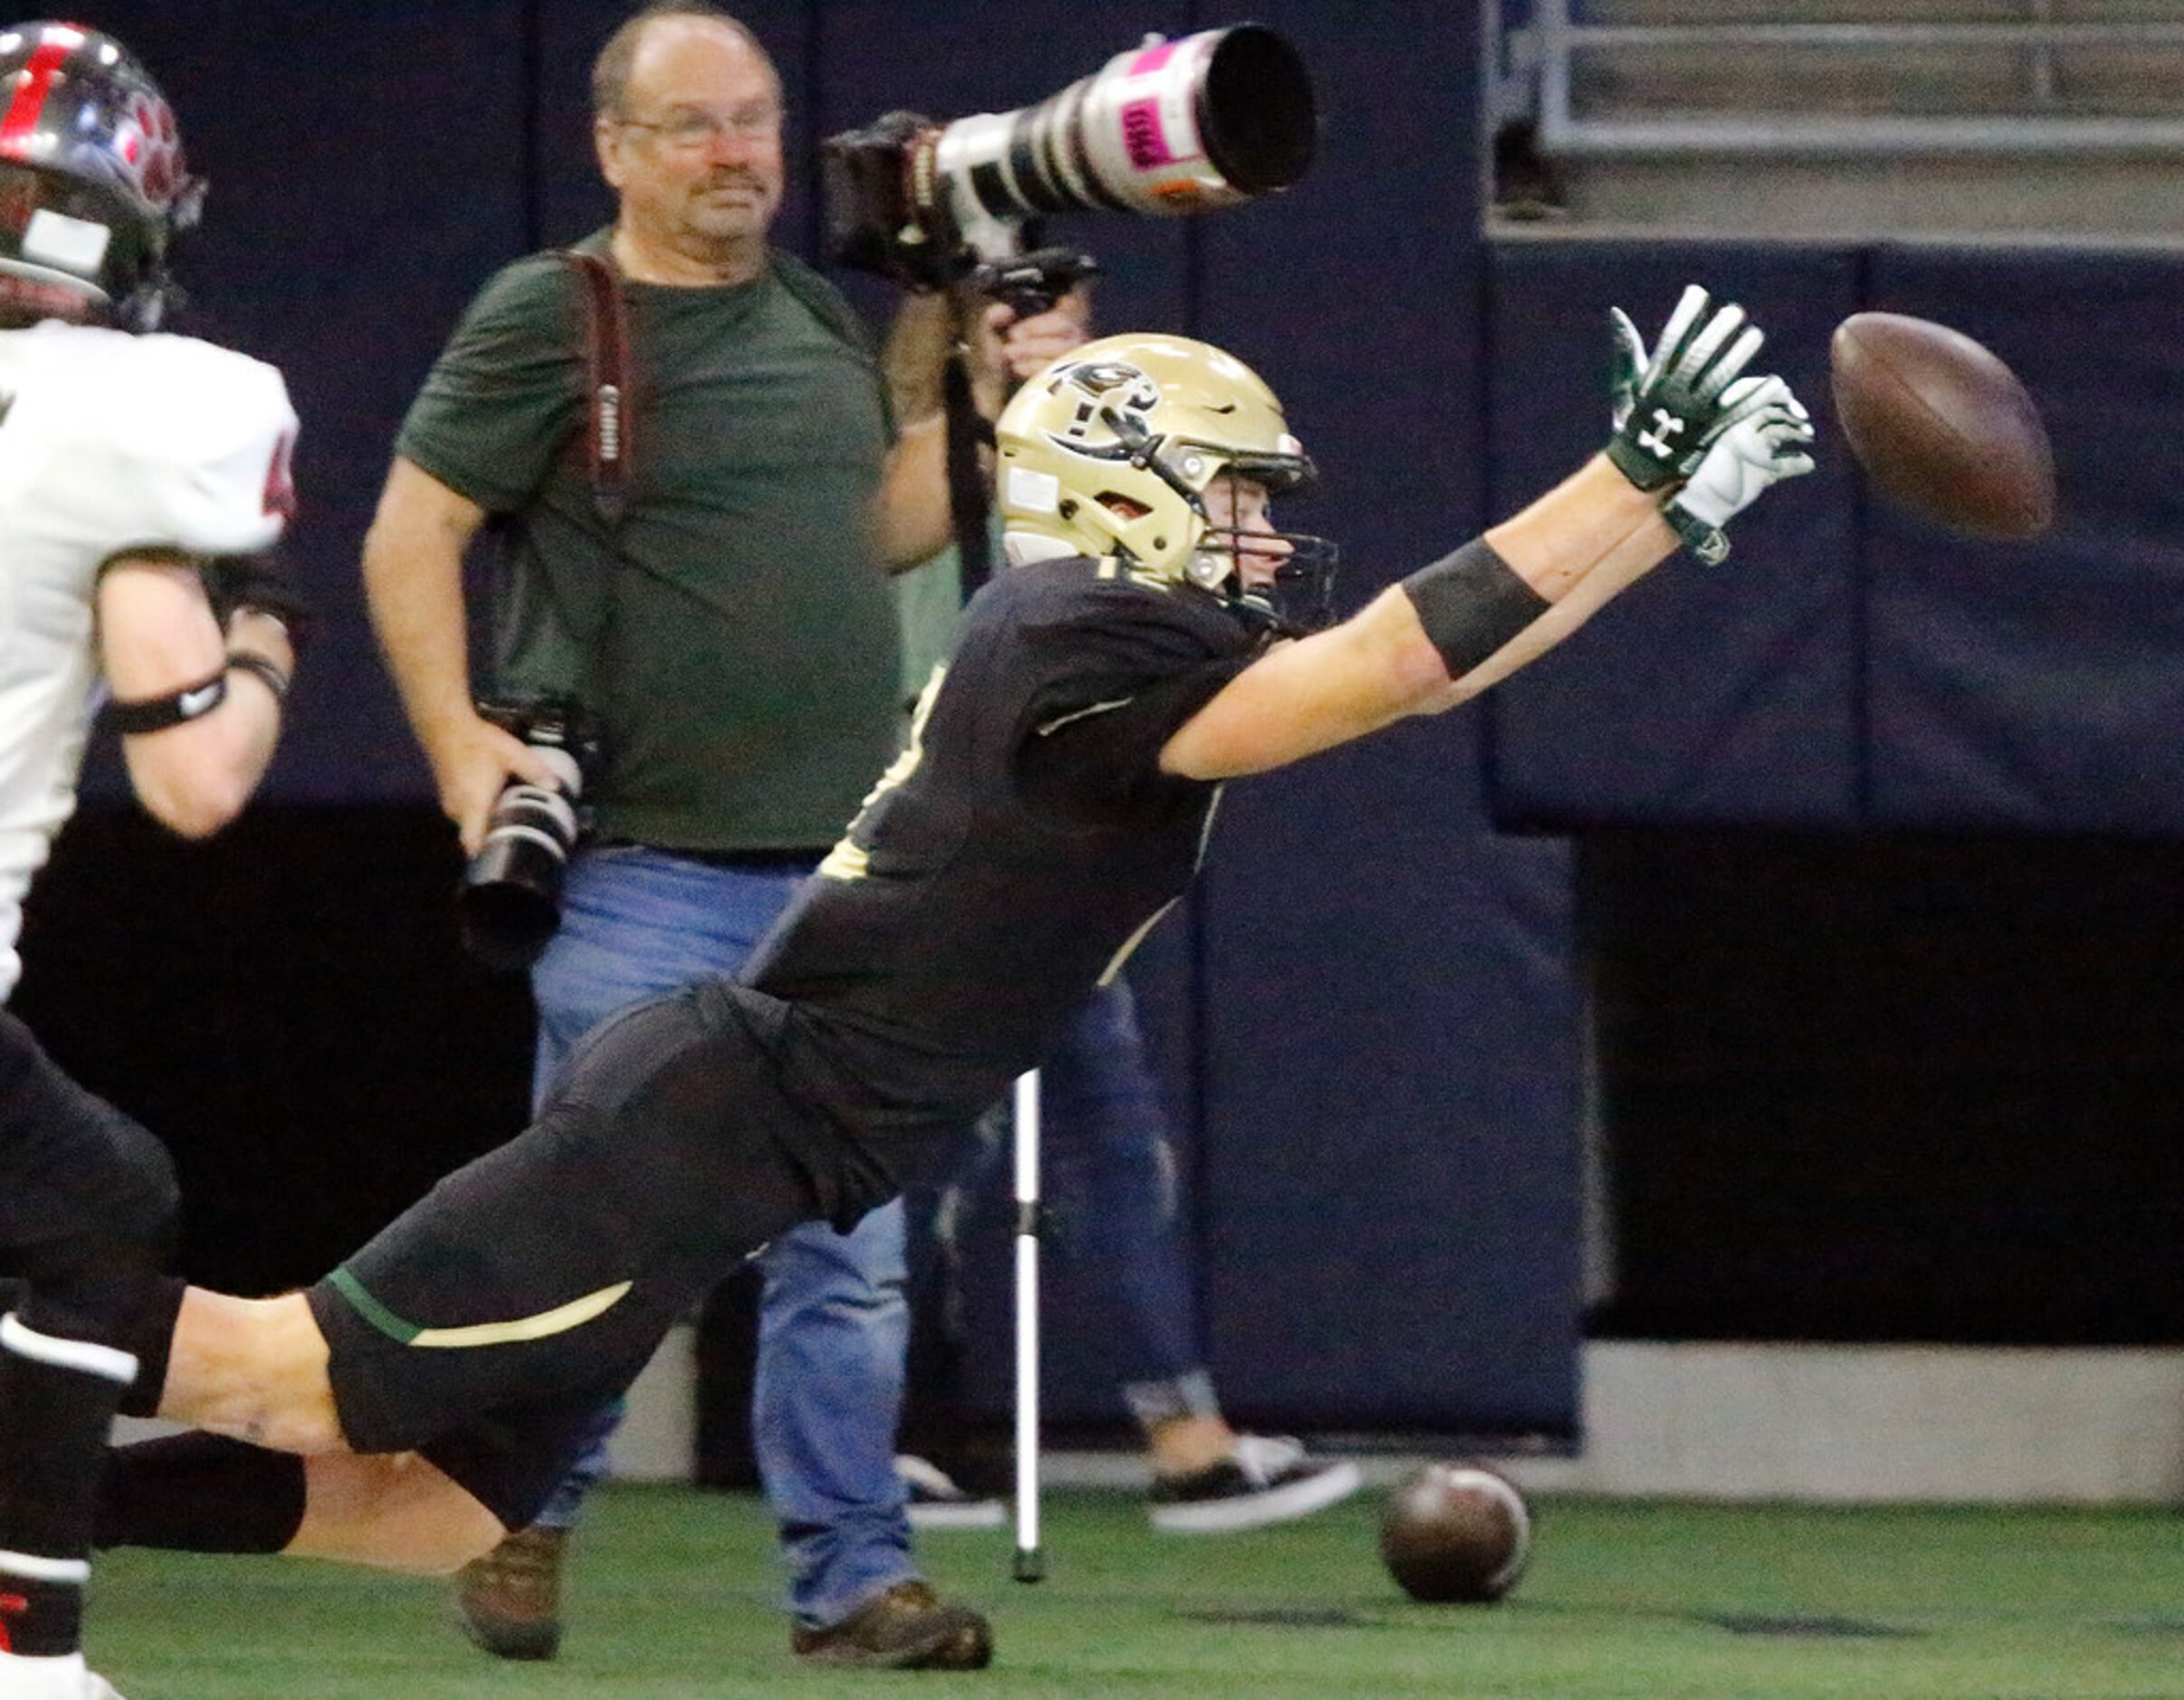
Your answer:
[930,24,1314,234]
[1075,30,1236,215]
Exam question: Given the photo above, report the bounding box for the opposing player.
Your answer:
[100,298,1811,1592]
[0,22,300,1700]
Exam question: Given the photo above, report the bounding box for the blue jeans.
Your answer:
[524,845,913,1629]
[1038,979,1213,1419]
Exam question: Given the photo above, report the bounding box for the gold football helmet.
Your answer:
[995,332,1336,629]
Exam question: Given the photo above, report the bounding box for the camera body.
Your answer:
[822,24,1316,291]
[455,696,597,972]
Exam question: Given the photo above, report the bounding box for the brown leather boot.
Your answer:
[453,1524,567,1661]
[789,1579,994,1670]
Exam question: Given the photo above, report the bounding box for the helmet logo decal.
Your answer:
[119,94,183,208]
[1044,358,1160,454]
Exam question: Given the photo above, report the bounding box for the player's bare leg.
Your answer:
[107,1286,507,1575]
[289,1453,504,1574]
[156,1288,344,1455]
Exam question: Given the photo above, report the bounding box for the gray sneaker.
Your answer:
[1149,1434,1363,1533]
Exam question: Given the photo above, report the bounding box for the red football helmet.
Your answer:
[0,21,203,329]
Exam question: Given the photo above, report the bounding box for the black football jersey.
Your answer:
[747,556,1261,1134]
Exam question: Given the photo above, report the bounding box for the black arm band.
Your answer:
[103,668,228,735]
[224,650,291,705]
[1398,538,1553,678]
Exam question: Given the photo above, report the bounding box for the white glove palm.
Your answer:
[1669,375,1817,563]
[1611,298,1817,563]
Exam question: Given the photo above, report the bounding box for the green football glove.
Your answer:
[1606,284,1765,493]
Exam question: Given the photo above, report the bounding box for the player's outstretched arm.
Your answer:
[1159,456,1674,779]
[100,555,294,837]
[1161,286,1815,783]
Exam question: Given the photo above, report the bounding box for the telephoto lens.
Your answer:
[822,23,1316,285]
[455,705,588,971]
[928,23,1316,231]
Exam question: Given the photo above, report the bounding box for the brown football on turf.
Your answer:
[1829,311,2055,539]
[1378,1462,1531,1604]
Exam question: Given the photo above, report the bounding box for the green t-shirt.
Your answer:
[396,235,901,852]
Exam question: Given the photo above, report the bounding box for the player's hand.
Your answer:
[1605,284,1765,492]
[1664,374,1817,564]
[433,712,564,858]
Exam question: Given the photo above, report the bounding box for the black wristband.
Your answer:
[225,650,291,704]
[1399,539,1552,678]
[104,667,228,735]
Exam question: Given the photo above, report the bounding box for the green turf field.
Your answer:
[89,1485,2184,1697]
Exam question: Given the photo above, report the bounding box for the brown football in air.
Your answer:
[1829,311,2055,539]
[1378,1462,1532,1604]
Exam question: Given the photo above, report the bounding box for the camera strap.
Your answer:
[558,249,634,529]
[943,346,997,599]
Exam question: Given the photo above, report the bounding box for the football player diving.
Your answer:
[87,302,1811,1620]
[0,21,301,1700]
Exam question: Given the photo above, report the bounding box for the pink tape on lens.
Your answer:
[1120,96,1180,167]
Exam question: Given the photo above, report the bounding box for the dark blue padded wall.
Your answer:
[1862,250,2184,835]
[1487,243,2184,839]
[1189,2,1583,1433]
[1484,243,1865,828]
[78,2,534,805]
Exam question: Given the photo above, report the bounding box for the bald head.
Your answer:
[592,4,777,119]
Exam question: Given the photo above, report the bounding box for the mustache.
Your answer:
[700,168,768,193]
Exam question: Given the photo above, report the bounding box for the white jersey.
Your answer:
[0,320,296,1001]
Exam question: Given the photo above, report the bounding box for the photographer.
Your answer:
[359,1,1083,1673]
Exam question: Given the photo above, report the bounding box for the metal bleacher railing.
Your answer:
[1487,1,2184,158]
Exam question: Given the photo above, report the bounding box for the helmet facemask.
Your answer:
[1181,459,1340,636]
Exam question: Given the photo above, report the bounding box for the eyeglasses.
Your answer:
[615,106,780,152]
